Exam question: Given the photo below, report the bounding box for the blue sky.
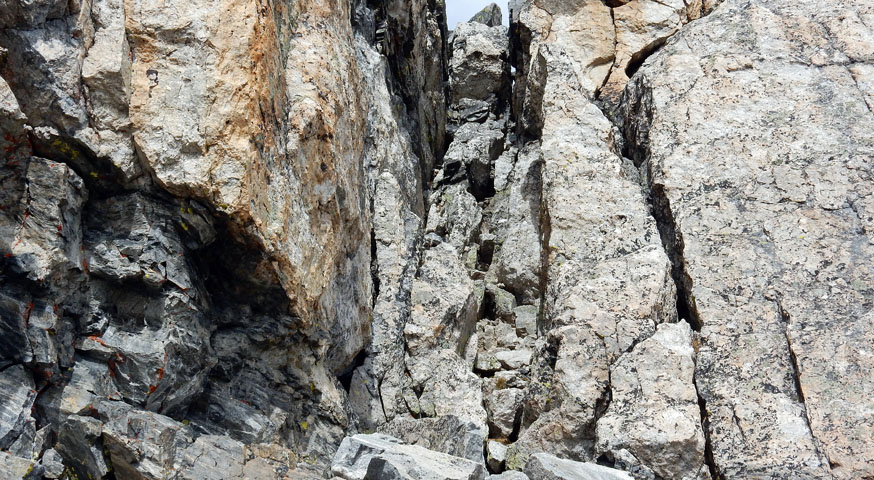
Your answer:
[445,0,510,29]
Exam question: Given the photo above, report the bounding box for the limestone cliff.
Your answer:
[1,0,872,479]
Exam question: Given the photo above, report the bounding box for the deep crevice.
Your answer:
[370,228,380,306]
[648,184,702,331]
[625,38,667,79]
[612,69,715,477]
[337,350,368,392]
[777,299,831,466]
[696,385,721,480]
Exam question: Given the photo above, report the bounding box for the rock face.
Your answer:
[620,0,874,477]
[0,0,447,475]
[2,0,873,478]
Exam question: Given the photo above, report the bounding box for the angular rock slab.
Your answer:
[523,453,633,480]
[331,433,488,480]
[596,322,707,480]
[0,451,42,480]
[0,365,36,450]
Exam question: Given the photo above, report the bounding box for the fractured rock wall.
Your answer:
[2,0,873,478]
[0,0,447,476]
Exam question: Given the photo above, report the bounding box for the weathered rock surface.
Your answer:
[505,39,676,471]
[2,0,873,477]
[523,453,633,480]
[595,322,707,479]
[1,0,448,475]
[331,433,488,480]
[625,1,874,478]
[470,4,504,28]
[620,0,874,478]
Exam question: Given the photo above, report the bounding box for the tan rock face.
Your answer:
[126,0,370,347]
[511,0,706,111]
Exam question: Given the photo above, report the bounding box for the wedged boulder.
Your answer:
[485,387,524,439]
[426,183,484,251]
[523,453,633,480]
[331,433,488,480]
[441,120,505,199]
[486,440,508,472]
[449,22,510,105]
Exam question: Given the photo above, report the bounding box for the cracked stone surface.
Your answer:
[595,322,707,480]
[505,38,676,471]
[621,0,874,477]
[2,0,873,477]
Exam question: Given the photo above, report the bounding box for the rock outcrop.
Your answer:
[620,0,874,477]
[2,0,873,478]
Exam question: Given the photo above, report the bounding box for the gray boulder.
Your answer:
[490,472,529,480]
[381,415,487,463]
[449,22,510,105]
[523,454,633,480]
[40,449,65,479]
[331,433,488,480]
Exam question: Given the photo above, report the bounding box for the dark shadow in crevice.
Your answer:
[697,390,721,480]
[625,37,667,79]
[648,184,702,331]
[337,349,368,392]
